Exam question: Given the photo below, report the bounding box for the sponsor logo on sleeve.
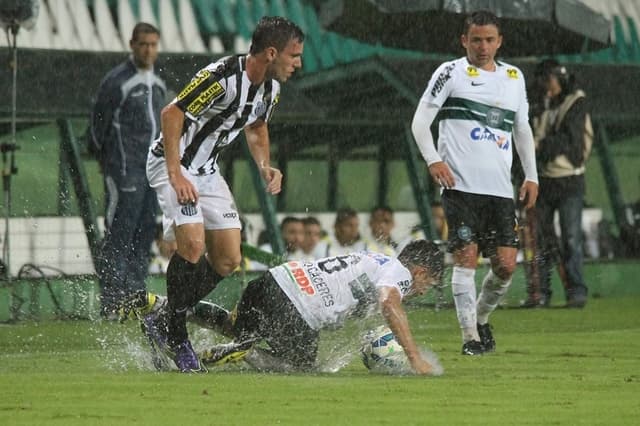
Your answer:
[185,81,225,116]
[430,63,456,97]
[177,69,211,100]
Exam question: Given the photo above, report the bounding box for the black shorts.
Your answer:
[441,189,519,257]
[233,273,319,369]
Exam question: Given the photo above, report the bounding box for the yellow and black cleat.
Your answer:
[200,341,254,366]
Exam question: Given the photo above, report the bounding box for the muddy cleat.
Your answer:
[461,340,485,356]
[140,311,173,371]
[477,323,495,352]
[173,340,207,373]
[200,340,254,366]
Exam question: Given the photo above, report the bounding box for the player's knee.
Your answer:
[212,254,242,276]
[493,260,516,279]
[177,240,205,264]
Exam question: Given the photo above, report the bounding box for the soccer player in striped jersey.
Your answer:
[411,10,538,355]
[144,17,304,372]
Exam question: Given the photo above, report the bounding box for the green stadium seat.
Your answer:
[286,0,307,31]
[190,0,221,36]
[172,0,206,53]
[191,0,236,35]
[302,41,320,73]
[250,0,268,24]
[235,0,255,39]
[139,0,159,26]
[128,0,140,19]
[91,0,125,50]
[301,2,335,69]
[626,17,640,62]
[613,15,631,62]
[269,0,287,18]
[117,0,138,47]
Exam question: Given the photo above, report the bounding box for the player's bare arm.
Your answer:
[378,286,432,375]
[161,103,198,204]
[244,119,282,194]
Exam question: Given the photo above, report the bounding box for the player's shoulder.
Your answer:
[204,55,242,79]
[432,57,465,76]
[496,60,525,82]
[270,78,281,92]
[103,60,136,85]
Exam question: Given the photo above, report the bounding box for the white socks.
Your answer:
[477,270,512,325]
[451,266,479,342]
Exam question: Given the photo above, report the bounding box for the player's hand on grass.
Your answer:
[411,358,433,375]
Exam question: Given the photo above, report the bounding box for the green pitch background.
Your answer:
[0,296,639,425]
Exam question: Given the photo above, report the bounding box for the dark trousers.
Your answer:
[536,176,588,301]
[234,274,319,369]
[97,173,157,312]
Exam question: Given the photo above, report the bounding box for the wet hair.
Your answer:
[463,10,501,35]
[334,207,358,226]
[397,240,444,282]
[131,22,160,42]
[249,16,305,55]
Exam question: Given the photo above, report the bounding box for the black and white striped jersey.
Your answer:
[150,55,280,176]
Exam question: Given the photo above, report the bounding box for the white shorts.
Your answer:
[147,151,242,241]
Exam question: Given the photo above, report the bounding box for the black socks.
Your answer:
[165,253,225,346]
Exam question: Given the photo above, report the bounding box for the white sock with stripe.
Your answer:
[477,270,512,325]
[451,266,479,343]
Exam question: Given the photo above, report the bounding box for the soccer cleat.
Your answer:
[140,310,173,371]
[461,340,485,356]
[477,323,496,352]
[173,340,207,373]
[200,340,254,367]
[118,291,160,322]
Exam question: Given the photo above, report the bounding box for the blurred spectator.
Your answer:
[149,221,177,275]
[397,202,449,253]
[531,59,593,308]
[430,201,448,241]
[300,216,326,260]
[251,217,305,270]
[365,205,397,256]
[90,23,166,318]
[325,207,366,256]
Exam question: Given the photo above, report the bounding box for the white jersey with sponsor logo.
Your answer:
[419,57,529,198]
[269,252,412,330]
[149,55,280,176]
